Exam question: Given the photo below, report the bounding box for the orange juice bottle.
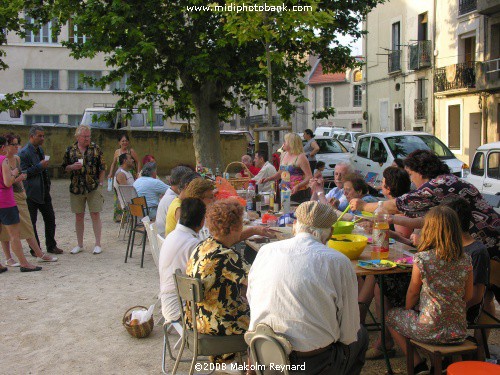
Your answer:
[371,202,390,259]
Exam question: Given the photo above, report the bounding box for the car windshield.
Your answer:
[354,133,365,140]
[81,111,114,129]
[385,135,455,159]
[308,139,348,154]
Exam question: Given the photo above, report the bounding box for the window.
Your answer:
[68,21,87,43]
[68,115,83,126]
[323,87,332,108]
[471,152,485,176]
[353,70,362,82]
[68,71,102,90]
[369,137,388,163]
[304,139,347,154]
[385,135,454,159]
[25,115,60,125]
[353,85,362,107]
[24,17,58,43]
[487,152,500,180]
[24,70,59,90]
[109,74,130,91]
[448,104,461,150]
[357,137,370,158]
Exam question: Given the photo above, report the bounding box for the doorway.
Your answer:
[394,108,402,131]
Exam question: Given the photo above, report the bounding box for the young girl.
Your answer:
[313,161,325,180]
[387,205,473,374]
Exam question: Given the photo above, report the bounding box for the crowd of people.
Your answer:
[1,125,499,374]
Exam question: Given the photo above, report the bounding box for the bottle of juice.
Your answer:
[371,201,390,259]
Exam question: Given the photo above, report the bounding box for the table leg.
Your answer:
[379,275,394,374]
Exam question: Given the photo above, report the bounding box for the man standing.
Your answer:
[62,125,106,255]
[19,125,63,255]
[133,162,169,220]
[253,150,277,193]
[156,165,192,237]
[248,201,367,375]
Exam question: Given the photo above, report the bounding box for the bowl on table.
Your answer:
[327,234,368,260]
[332,220,355,234]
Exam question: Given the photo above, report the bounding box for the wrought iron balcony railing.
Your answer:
[459,0,477,15]
[388,50,401,73]
[409,41,432,70]
[434,62,477,92]
[414,99,427,120]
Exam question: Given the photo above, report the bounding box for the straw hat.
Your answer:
[295,201,337,229]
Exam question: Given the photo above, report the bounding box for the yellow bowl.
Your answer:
[327,234,368,260]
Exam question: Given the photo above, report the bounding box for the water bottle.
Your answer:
[107,177,113,192]
[281,188,291,214]
[371,201,390,259]
[246,182,255,211]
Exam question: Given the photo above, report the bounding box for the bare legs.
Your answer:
[3,224,37,268]
[388,325,423,365]
[2,237,52,260]
[75,212,102,248]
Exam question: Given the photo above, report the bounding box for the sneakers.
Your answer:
[70,246,83,254]
[93,246,102,254]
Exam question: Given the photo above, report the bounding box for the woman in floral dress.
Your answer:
[387,206,473,374]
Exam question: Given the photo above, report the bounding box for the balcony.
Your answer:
[476,58,500,92]
[408,41,432,70]
[388,50,401,73]
[434,62,477,93]
[477,0,500,15]
[414,99,427,120]
[459,0,477,15]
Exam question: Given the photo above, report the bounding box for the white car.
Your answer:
[336,131,366,152]
[350,132,465,186]
[304,137,351,179]
[464,142,500,211]
[313,126,346,138]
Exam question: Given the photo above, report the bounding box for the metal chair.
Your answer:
[117,184,138,239]
[245,323,293,375]
[169,269,247,375]
[125,203,148,268]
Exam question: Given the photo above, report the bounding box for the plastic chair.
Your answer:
[446,361,500,375]
[245,323,293,375]
[125,203,148,268]
[169,269,247,375]
[142,216,160,267]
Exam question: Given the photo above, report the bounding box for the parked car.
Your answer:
[463,142,500,211]
[303,136,351,179]
[336,131,366,152]
[81,106,165,130]
[351,132,465,186]
[314,126,346,138]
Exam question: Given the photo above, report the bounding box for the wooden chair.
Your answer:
[117,184,138,239]
[125,203,148,268]
[406,337,478,375]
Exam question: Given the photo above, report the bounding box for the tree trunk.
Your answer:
[191,82,223,171]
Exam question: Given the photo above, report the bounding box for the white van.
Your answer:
[336,131,366,152]
[314,126,345,138]
[464,142,500,197]
[81,105,164,130]
[351,131,465,186]
[0,94,24,125]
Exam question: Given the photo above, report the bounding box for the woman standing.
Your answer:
[0,134,57,265]
[303,129,320,173]
[262,132,313,203]
[0,136,41,272]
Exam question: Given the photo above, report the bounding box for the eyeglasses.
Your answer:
[9,143,19,146]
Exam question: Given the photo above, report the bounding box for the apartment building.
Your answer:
[306,60,364,131]
[363,0,435,134]
[434,0,500,164]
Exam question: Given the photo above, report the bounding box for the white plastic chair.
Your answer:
[142,216,160,267]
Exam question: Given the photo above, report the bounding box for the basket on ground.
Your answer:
[224,161,253,190]
[122,305,154,338]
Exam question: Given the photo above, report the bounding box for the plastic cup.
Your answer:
[78,158,83,164]
[44,155,50,161]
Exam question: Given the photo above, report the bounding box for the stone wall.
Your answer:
[0,125,248,177]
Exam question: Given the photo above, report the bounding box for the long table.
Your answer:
[245,236,414,374]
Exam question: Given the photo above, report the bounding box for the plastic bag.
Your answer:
[214,177,246,206]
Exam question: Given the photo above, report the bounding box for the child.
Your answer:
[387,205,473,374]
[313,161,325,180]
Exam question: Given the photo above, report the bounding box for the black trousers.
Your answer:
[27,194,57,252]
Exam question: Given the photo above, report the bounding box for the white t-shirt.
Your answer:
[156,188,178,237]
[254,161,277,192]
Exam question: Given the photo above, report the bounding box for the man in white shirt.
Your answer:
[248,201,368,375]
[253,150,277,193]
[159,197,205,322]
[156,166,193,237]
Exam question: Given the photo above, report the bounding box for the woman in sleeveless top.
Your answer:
[0,134,57,266]
[303,129,320,173]
[261,132,313,203]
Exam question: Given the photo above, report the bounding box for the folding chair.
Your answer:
[245,323,293,375]
[125,203,148,268]
[117,185,138,239]
[142,216,160,267]
[168,269,247,375]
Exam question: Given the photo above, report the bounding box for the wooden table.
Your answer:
[246,236,415,374]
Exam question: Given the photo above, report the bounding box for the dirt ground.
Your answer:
[1,179,498,374]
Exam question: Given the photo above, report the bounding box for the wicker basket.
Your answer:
[122,305,154,338]
[224,162,253,190]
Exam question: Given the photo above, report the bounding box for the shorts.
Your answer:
[70,188,104,214]
[0,206,21,225]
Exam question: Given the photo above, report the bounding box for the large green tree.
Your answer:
[45,0,381,169]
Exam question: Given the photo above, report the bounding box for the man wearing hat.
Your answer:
[247,201,367,375]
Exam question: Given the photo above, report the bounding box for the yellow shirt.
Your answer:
[165,197,182,235]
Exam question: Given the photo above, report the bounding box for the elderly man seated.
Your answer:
[253,150,277,193]
[236,154,260,178]
[248,201,368,375]
[133,162,169,220]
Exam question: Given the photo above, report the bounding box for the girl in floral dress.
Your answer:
[387,205,473,374]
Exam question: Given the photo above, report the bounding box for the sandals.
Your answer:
[20,266,42,272]
[37,253,58,262]
[6,258,20,267]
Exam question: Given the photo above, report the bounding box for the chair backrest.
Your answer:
[129,203,145,219]
[157,233,165,248]
[132,196,150,216]
[118,184,138,210]
[142,216,160,267]
[245,323,292,375]
[173,269,204,337]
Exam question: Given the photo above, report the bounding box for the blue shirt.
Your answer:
[325,187,349,211]
[133,177,169,220]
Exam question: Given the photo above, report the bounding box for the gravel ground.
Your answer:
[0,179,498,374]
